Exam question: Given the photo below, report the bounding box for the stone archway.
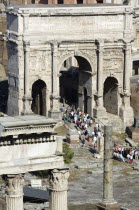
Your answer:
[103,77,119,115]
[59,55,92,115]
[31,79,46,116]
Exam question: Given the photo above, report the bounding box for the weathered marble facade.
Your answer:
[6,4,134,127]
[0,115,68,210]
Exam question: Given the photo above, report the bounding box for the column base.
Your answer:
[93,106,108,123]
[119,106,134,128]
[96,201,120,210]
[48,110,62,121]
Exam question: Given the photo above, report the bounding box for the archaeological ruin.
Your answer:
[0,1,139,210]
[0,114,69,210]
[6,4,135,129]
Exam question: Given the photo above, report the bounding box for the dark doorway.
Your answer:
[31,80,46,116]
[83,87,88,113]
[59,56,92,114]
[58,0,63,3]
[0,80,8,114]
[39,0,48,3]
[103,77,118,115]
[133,60,139,76]
[60,61,79,108]
[77,0,83,4]
[97,0,103,3]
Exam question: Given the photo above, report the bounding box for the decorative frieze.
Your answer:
[0,134,57,146]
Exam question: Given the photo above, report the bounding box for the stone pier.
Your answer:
[49,168,69,210]
[97,125,120,210]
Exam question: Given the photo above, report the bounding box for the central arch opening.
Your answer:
[103,77,118,115]
[59,56,92,115]
[31,79,46,116]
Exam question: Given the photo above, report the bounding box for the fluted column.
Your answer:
[49,169,69,210]
[93,40,107,120]
[48,42,62,120]
[4,174,24,210]
[97,41,104,108]
[119,42,134,127]
[22,42,32,115]
[124,43,132,94]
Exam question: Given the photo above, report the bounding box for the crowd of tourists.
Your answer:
[60,105,103,148]
[60,104,139,164]
[113,145,139,164]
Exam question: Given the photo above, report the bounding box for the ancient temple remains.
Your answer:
[0,115,68,210]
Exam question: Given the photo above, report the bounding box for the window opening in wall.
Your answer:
[77,0,83,4]
[58,0,63,4]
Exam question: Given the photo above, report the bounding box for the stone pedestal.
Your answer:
[66,129,80,144]
[128,117,139,140]
[22,96,33,115]
[4,174,24,210]
[49,168,69,210]
[119,94,134,128]
[94,106,107,120]
[48,110,62,121]
[97,202,120,210]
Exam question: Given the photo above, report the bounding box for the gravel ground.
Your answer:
[68,147,139,210]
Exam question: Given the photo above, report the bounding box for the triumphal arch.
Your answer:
[6,4,134,128]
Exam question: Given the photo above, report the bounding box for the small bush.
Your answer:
[63,144,74,164]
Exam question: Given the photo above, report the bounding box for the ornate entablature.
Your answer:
[0,115,57,137]
[0,115,64,175]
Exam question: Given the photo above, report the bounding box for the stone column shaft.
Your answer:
[49,42,62,119]
[124,43,131,93]
[4,174,24,210]
[98,45,104,107]
[24,46,30,97]
[52,44,57,95]
[51,191,67,210]
[103,125,114,202]
[93,40,107,120]
[49,169,69,210]
[22,42,32,114]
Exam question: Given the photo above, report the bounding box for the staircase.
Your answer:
[107,113,124,133]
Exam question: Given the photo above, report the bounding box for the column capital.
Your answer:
[49,168,69,192]
[124,42,131,51]
[3,174,24,196]
[96,39,104,47]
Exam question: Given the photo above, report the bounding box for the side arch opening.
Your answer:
[31,79,46,116]
[103,77,119,115]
